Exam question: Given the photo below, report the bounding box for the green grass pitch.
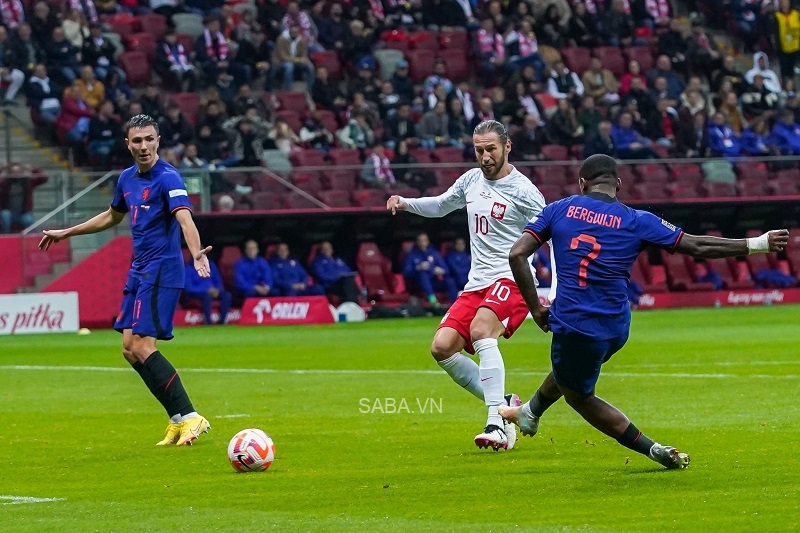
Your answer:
[1,306,799,532]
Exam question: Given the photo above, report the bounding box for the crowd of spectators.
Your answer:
[0,0,798,215]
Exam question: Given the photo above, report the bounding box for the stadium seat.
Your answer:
[326,170,359,190]
[616,165,636,183]
[424,185,450,196]
[284,191,321,209]
[374,49,405,81]
[406,49,436,83]
[560,47,591,75]
[660,249,715,291]
[435,168,462,187]
[317,189,352,207]
[311,50,342,80]
[431,146,465,163]
[668,183,701,199]
[389,187,419,198]
[736,178,767,197]
[786,228,800,277]
[408,147,434,162]
[118,51,150,86]
[290,149,327,169]
[290,173,325,194]
[275,91,310,114]
[175,33,195,55]
[168,92,200,124]
[219,245,242,288]
[352,189,387,207]
[409,31,438,51]
[383,39,410,53]
[766,177,800,196]
[126,32,157,62]
[634,182,670,200]
[251,174,288,193]
[328,148,363,167]
[533,166,567,187]
[108,21,136,41]
[275,110,303,133]
[623,46,654,72]
[593,47,626,77]
[249,192,284,211]
[634,163,671,183]
[700,182,737,198]
[704,257,755,289]
[562,183,581,197]
[138,13,168,40]
[670,163,704,183]
[439,29,469,50]
[633,252,668,292]
[314,109,340,132]
[536,184,563,202]
[734,161,770,181]
[436,48,469,82]
[540,145,569,161]
[356,242,409,303]
[171,13,204,38]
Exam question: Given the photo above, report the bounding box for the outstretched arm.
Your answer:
[175,208,212,278]
[39,207,126,250]
[509,232,550,332]
[675,229,789,258]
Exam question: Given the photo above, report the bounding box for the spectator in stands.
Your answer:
[601,0,636,46]
[10,23,44,81]
[276,23,314,91]
[675,111,709,158]
[0,0,24,31]
[46,27,81,86]
[566,2,599,49]
[257,0,286,40]
[651,98,679,147]
[337,111,374,152]
[30,2,59,49]
[158,103,194,157]
[449,81,476,126]
[548,98,584,147]
[547,59,584,108]
[361,143,395,189]
[281,0,321,52]
[271,243,325,297]
[104,69,132,113]
[742,116,774,156]
[475,17,506,82]
[81,22,118,84]
[403,232,458,307]
[197,16,248,89]
[657,19,689,75]
[687,21,722,75]
[236,29,272,91]
[510,112,545,162]
[139,83,164,122]
[392,140,434,192]
[377,81,402,119]
[312,65,347,113]
[446,237,470,291]
[121,100,142,124]
[56,82,93,145]
[718,91,748,134]
[74,65,104,111]
[0,27,24,106]
[346,92,379,128]
[731,0,761,50]
[156,29,198,93]
[423,61,454,110]
[87,100,123,167]
[712,55,747,94]
[679,88,709,119]
[390,60,415,104]
[179,142,209,170]
[343,19,375,70]
[510,80,543,126]
[576,95,603,139]
[300,110,335,152]
[419,100,456,149]
[471,96,495,131]
[620,60,647,96]
[741,74,780,116]
[422,0,468,29]
[62,8,90,50]
[707,111,743,158]
[771,0,800,84]
[185,256,231,325]
[536,4,567,48]
[634,0,672,29]
[318,2,348,53]
[650,75,680,110]
[505,20,545,80]
[211,70,236,111]
[582,56,621,107]
[69,0,99,24]
[752,263,797,288]
[612,110,658,159]
[267,117,301,155]
[348,60,380,104]
[745,52,782,93]
[26,64,61,124]
[311,241,360,303]
[384,103,419,150]
[647,55,686,100]
[235,4,261,43]
[232,84,268,119]
[0,164,47,233]
[448,97,471,149]
[769,109,800,154]
[234,239,273,298]
[222,113,270,168]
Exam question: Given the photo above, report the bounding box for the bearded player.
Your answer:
[387,120,548,451]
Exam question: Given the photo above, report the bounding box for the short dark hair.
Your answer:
[579,154,618,184]
[473,120,508,144]
[124,114,159,137]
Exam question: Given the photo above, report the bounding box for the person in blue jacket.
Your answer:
[611,111,658,159]
[311,241,360,303]
[184,256,231,325]
[233,239,273,298]
[403,232,458,307]
[769,109,800,155]
[706,111,743,158]
[270,242,325,296]
[445,237,471,291]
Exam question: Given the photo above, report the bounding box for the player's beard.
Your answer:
[480,150,506,180]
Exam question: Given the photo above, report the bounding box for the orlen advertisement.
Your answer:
[239,296,336,325]
[0,292,79,335]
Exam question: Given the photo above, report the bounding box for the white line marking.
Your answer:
[219,414,250,419]
[0,495,64,505]
[615,360,800,368]
[0,365,796,379]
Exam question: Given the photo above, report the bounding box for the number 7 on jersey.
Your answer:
[570,234,601,287]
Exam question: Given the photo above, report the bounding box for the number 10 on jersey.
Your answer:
[474,214,489,235]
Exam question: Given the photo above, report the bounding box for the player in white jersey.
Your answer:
[387,120,547,451]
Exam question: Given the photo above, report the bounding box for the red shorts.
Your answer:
[437,278,530,354]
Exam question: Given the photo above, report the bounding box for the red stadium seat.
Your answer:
[284,191,321,209]
[406,49,436,83]
[766,177,800,196]
[311,50,342,80]
[176,33,195,55]
[138,13,168,40]
[736,178,767,197]
[328,148,362,167]
[705,257,755,289]
[314,109,339,132]
[424,186,450,196]
[734,161,770,181]
[290,173,324,194]
[275,110,303,133]
[593,46,626,77]
[275,91,310,114]
[634,252,668,292]
[701,182,737,198]
[118,51,150,86]
[408,147,434,162]
[168,92,200,124]
[439,29,469,50]
[108,21,136,40]
[634,163,671,183]
[560,47,591,75]
[660,249,715,291]
[126,32,157,62]
[383,39,410,53]
[668,183,700,198]
[623,46,654,72]
[389,187,419,198]
[533,166,567,187]
[356,242,409,303]
[249,192,284,211]
[670,163,704,183]
[431,146,465,163]
[317,189,352,207]
[409,31,438,51]
[436,48,469,82]
[435,168,461,187]
[290,148,327,168]
[634,182,670,200]
[326,170,358,190]
[251,174,288,193]
[536,185,563,202]
[219,245,242,288]
[352,189,387,207]
[540,145,569,161]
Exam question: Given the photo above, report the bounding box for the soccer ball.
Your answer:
[227,428,275,473]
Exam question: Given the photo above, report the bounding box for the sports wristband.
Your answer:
[746,232,770,254]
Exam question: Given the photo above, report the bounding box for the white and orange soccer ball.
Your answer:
[227,429,275,473]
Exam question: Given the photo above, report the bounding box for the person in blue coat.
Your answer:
[707,112,743,158]
[769,110,800,155]
[311,241,360,303]
[234,239,273,298]
[611,111,658,159]
[403,233,458,306]
[270,242,325,296]
[184,256,231,325]
[445,237,471,291]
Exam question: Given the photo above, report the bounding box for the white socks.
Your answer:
[473,338,505,428]
[170,411,199,424]
[438,353,484,401]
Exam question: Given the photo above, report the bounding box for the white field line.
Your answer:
[0,365,797,380]
[219,414,251,418]
[0,495,64,505]
[614,360,800,368]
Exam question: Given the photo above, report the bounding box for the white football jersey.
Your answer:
[402,166,546,291]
